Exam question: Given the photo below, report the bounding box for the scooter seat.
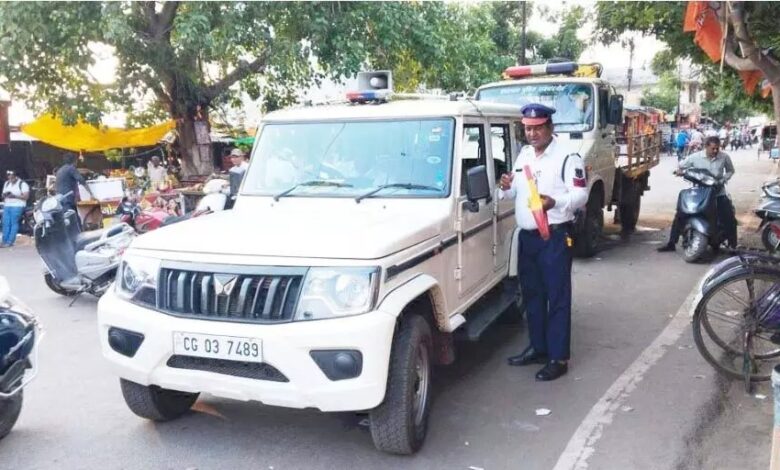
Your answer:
[74,231,104,251]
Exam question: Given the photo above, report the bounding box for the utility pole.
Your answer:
[519,1,527,66]
[627,37,635,92]
[676,61,682,125]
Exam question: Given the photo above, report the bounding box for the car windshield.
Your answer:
[478,82,594,132]
[243,118,454,198]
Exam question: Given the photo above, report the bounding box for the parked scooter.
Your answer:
[0,277,41,440]
[33,192,135,297]
[755,180,780,252]
[676,168,734,262]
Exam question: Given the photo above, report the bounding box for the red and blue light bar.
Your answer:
[346,90,390,103]
[504,62,579,79]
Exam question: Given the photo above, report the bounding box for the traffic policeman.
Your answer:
[500,103,588,381]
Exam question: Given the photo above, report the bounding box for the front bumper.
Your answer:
[97,289,396,412]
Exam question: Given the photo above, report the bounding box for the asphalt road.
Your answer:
[0,148,775,470]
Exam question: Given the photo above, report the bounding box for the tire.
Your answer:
[573,200,603,258]
[120,379,198,422]
[44,272,79,297]
[370,315,433,455]
[682,228,708,263]
[692,269,780,382]
[761,223,780,252]
[0,392,23,440]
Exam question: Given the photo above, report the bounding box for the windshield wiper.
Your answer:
[273,180,353,201]
[355,183,442,203]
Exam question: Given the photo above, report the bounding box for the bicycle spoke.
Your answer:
[705,309,747,328]
[719,288,751,309]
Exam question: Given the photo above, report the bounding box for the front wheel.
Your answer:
[370,315,433,455]
[120,379,199,422]
[0,392,23,440]
[43,272,78,297]
[762,223,780,252]
[682,227,709,263]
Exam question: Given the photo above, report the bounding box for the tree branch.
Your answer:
[155,1,179,40]
[726,1,780,82]
[204,49,271,101]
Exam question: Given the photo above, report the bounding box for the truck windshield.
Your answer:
[478,83,594,132]
[243,118,454,198]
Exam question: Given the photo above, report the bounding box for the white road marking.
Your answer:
[552,284,700,470]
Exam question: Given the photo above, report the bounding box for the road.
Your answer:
[0,148,775,470]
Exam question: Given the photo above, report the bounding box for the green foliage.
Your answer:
[640,72,679,113]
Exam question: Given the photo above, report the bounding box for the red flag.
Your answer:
[683,1,703,32]
[739,70,763,94]
[523,165,550,240]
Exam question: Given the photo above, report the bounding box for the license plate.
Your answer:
[172,332,263,363]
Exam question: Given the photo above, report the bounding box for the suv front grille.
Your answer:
[166,355,289,382]
[148,266,304,323]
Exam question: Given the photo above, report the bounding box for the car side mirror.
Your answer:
[608,95,624,125]
[464,165,491,213]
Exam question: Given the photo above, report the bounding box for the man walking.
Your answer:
[2,170,29,247]
[500,103,588,381]
[55,153,92,230]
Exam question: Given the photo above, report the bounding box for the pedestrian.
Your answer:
[147,156,168,190]
[500,103,588,381]
[55,152,93,230]
[676,129,689,160]
[1,170,29,247]
[657,136,737,251]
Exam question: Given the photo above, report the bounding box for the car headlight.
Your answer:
[40,196,59,212]
[295,267,380,321]
[116,255,161,304]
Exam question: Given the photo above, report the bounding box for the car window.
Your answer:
[490,124,512,181]
[461,124,486,195]
[599,87,609,129]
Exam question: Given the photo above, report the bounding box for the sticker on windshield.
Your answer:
[431,127,442,134]
[429,134,441,142]
[427,156,442,165]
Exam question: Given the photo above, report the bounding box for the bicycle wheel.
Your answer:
[692,269,780,382]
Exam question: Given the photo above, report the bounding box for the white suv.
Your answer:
[98,97,525,454]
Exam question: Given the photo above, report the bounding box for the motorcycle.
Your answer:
[0,276,41,440]
[676,168,734,263]
[33,192,135,297]
[755,180,780,252]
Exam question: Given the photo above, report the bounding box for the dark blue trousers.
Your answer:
[517,226,573,361]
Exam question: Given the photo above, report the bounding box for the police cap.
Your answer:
[520,103,556,126]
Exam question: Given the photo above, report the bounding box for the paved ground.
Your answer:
[0,147,776,470]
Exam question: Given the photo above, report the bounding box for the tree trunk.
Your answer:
[773,83,780,147]
[177,115,214,178]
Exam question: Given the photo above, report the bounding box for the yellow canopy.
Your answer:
[21,114,175,152]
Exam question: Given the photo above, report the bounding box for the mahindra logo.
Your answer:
[213,274,238,297]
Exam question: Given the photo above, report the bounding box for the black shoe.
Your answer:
[507,347,548,366]
[535,361,568,381]
[657,243,675,252]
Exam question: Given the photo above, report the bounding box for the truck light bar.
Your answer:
[346,90,390,103]
[503,62,583,79]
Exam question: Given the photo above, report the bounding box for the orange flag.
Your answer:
[739,70,763,94]
[683,1,723,62]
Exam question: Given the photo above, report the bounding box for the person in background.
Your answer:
[2,170,29,247]
[689,127,704,152]
[675,129,689,160]
[55,153,93,231]
[147,156,168,190]
[229,148,249,171]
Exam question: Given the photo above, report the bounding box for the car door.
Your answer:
[488,120,516,274]
[456,120,495,298]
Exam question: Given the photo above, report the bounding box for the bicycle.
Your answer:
[692,248,780,392]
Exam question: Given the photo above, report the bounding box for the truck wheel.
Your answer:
[120,379,199,421]
[682,228,708,263]
[44,273,78,297]
[370,315,433,455]
[573,200,603,258]
[0,392,23,440]
[762,223,780,252]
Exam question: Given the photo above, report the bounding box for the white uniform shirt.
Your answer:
[500,137,589,230]
[148,165,167,185]
[2,179,29,207]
